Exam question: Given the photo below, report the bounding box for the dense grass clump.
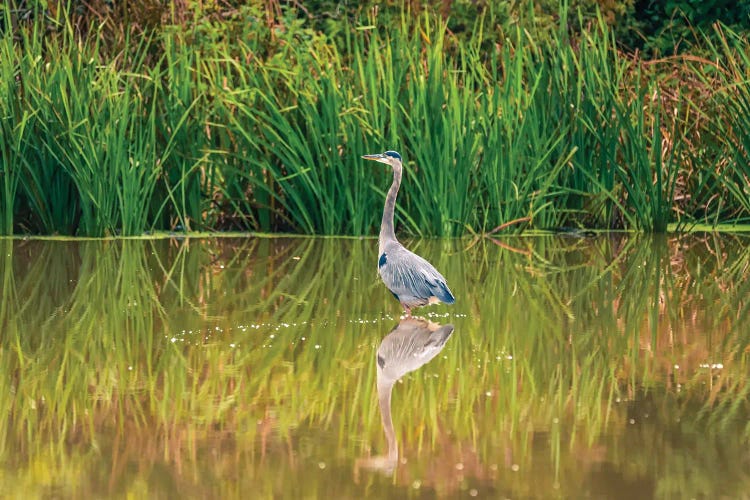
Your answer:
[2,2,750,236]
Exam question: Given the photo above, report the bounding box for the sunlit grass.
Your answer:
[2,3,750,236]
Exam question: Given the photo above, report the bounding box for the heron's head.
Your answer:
[362,151,402,167]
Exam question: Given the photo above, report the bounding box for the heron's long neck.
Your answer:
[377,381,399,463]
[379,164,401,254]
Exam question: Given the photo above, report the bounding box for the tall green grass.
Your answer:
[2,3,749,236]
[697,27,750,224]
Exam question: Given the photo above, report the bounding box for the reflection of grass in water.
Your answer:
[0,235,749,496]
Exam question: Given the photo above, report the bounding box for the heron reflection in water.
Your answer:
[362,151,455,317]
[355,317,454,476]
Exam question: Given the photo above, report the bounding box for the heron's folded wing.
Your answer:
[383,246,454,303]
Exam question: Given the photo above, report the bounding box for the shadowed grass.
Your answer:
[695,27,750,225]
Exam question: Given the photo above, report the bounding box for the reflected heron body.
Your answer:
[362,151,455,316]
[356,317,454,475]
[376,318,455,383]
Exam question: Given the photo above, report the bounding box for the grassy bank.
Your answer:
[2,2,750,236]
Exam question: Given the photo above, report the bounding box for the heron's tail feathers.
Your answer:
[433,281,455,305]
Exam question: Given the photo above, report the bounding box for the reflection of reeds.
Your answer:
[0,235,749,496]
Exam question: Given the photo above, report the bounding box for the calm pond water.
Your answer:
[1,234,749,498]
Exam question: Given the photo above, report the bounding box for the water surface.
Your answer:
[1,234,748,498]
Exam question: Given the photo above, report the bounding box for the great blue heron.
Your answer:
[355,317,455,475]
[361,151,455,316]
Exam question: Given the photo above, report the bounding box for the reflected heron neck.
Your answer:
[377,380,398,463]
[379,162,402,254]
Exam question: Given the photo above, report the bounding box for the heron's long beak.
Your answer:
[362,153,387,163]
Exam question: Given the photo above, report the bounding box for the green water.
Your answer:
[0,235,748,498]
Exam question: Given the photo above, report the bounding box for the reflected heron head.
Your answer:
[361,151,402,167]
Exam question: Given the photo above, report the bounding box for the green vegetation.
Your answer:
[2,1,750,236]
[0,235,748,496]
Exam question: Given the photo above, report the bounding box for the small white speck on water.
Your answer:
[318,462,326,469]
[315,344,321,349]
[469,489,478,497]
[170,337,177,343]
[553,417,559,424]
[511,464,519,472]
[230,343,236,348]
[629,418,636,424]
[485,391,492,397]
[412,480,422,489]
[455,463,464,471]
[128,366,133,371]
[674,364,680,369]
[293,256,301,260]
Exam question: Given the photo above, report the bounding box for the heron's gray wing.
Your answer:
[380,244,455,303]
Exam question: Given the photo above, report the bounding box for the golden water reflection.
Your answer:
[0,234,748,497]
